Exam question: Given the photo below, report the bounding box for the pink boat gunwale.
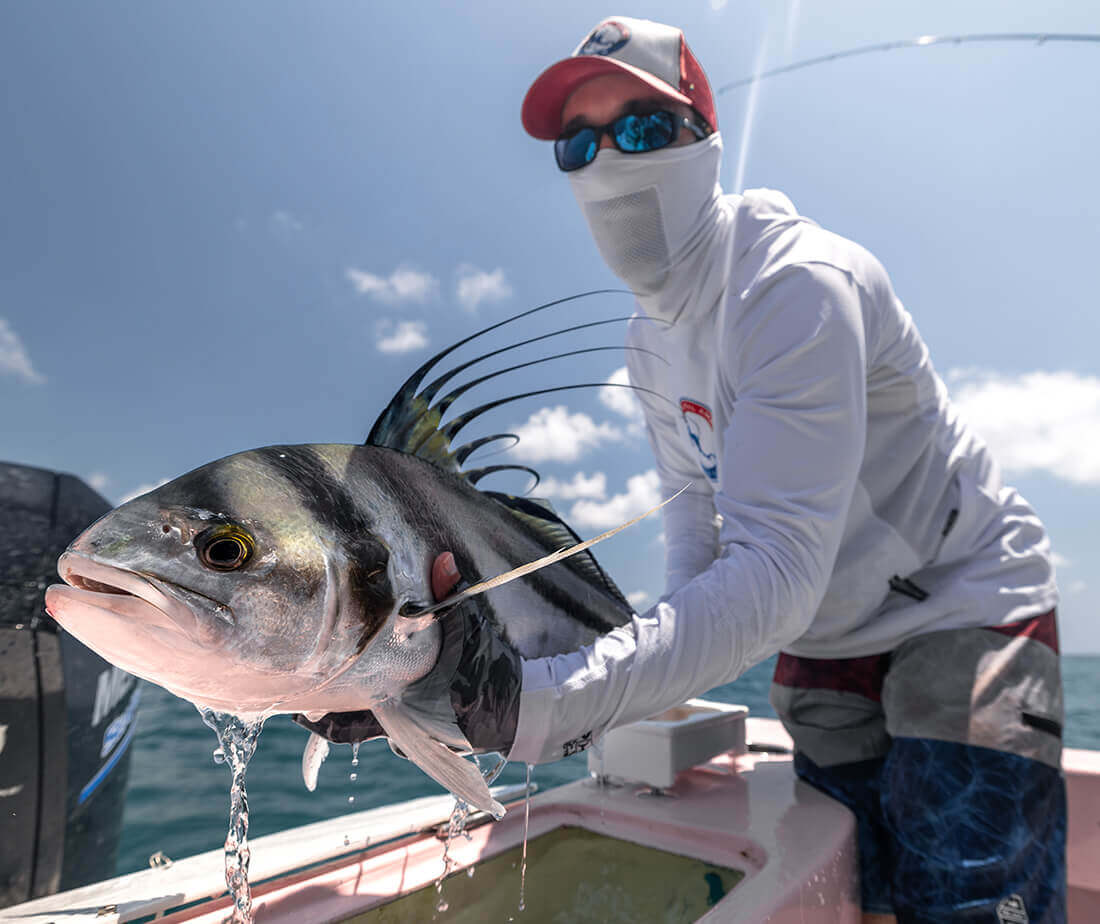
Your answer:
[7,715,1099,923]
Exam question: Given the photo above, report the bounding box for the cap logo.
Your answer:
[578,20,630,57]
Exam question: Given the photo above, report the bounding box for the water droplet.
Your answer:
[466,866,475,878]
[343,835,350,846]
[351,741,360,767]
[435,899,449,912]
[349,771,358,782]
[475,751,508,786]
[212,747,225,764]
[347,795,355,804]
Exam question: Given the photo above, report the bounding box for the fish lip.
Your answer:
[139,573,236,627]
[54,552,219,636]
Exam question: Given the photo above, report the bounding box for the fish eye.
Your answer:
[195,526,254,572]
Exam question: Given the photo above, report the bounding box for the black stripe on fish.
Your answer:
[350,447,486,598]
[473,518,627,638]
[255,446,394,650]
[511,560,626,637]
[158,464,237,522]
[364,448,626,642]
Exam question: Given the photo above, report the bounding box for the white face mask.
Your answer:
[569,132,725,304]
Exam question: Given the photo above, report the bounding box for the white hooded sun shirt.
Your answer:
[509,132,1058,765]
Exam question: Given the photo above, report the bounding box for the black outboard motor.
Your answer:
[0,463,139,908]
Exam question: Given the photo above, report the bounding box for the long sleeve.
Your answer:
[626,336,720,595]
[509,265,868,765]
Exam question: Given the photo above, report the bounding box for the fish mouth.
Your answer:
[49,552,203,638]
[46,553,254,707]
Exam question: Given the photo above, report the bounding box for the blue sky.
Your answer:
[2,1,1098,652]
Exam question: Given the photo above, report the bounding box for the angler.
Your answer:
[425,15,1066,924]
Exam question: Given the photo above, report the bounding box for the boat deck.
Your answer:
[5,718,1099,923]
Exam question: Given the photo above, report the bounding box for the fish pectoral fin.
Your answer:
[301,732,330,792]
[373,700,504,819]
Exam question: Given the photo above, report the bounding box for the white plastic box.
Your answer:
[589,698,749,789]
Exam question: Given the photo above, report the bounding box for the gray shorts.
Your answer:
[770,610,1066,920]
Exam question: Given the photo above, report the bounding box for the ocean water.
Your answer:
[115,654,1100,876]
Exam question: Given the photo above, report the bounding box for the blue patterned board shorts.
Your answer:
[770,610,1066,922]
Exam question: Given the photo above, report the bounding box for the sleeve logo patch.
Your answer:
[562,730,593,757]
[680,398,719,484]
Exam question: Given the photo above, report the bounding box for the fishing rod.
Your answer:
[715,32,1100,95]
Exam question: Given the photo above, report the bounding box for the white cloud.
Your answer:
[1068,579,1087,595]
[0,318,45,385]
[118,478,169,505]
[539,471,608,500]
[269,210,303,234]
[510,406,623,462]
[375,320,429,354]
[600,366,644,428]
[346,265,438,304]
[87,472,111,494]
[948,370,1100,485]
[569,469,661,531]
[627,590,651,610]
[456,265,512,312]
[1052,552,1071,569]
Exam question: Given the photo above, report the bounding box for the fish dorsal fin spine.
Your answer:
[364,292,670,488]
[365,290,629,460]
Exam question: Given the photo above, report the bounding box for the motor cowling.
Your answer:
[0,463,140,907]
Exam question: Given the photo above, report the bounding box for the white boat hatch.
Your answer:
[591,698,748,789]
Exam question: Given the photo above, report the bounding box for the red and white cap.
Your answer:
[521,16,717,141]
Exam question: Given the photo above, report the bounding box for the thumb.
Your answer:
[430,551,462,602]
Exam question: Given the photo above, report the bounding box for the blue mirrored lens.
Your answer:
[555,128,599,171]
[613,111,675,153]
[555,112,680,171]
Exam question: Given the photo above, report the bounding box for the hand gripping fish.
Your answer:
[44,292,678,816]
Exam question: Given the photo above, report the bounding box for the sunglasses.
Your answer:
[555,110,708,172]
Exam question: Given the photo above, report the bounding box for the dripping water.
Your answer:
[200,708,265,924]
[588,734,609,826]
[433,753,505,915]
[340,741,363,847]
[476,751,508,787]
[348,741,361,805]
[433,799,471,915]
[518,762,533,914]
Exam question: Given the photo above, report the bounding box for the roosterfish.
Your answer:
[44,293,674,816]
